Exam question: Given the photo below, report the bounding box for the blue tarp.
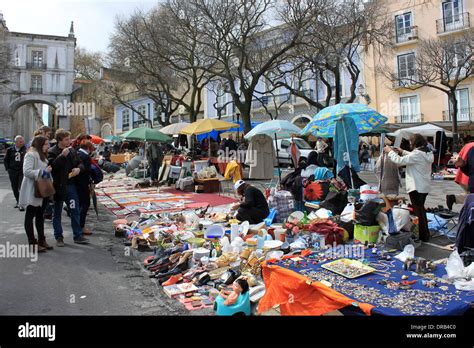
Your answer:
[276,248,472,316]
[196,121,262,142]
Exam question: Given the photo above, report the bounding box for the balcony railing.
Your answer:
[395,26,418,44]
[26,62,47,70]
[443,107,474,121]
[30,87,43,94]
[436,12,471,34]
[395,114,423,124]
[392,75,418,89]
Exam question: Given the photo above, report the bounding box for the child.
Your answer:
[219,277,249,306]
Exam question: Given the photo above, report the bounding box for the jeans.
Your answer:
[8,169,22,204]
[77,184,90,228]
[409,190,429,242]
[52,184,83,240]
[24,204,45,244]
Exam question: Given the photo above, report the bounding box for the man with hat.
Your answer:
[231,180,269,224]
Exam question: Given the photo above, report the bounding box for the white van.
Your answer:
[274,138,314,166]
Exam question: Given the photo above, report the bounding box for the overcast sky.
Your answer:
[2,0,158,53]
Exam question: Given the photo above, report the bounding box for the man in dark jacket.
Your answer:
[4,135,26,210]
[147,142,163,182]
[48,129,88,246]
[231,180,270,224]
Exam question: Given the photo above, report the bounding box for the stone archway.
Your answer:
[291,114,312,128]
[101,123,112,137]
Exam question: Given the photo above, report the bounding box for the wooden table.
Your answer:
[194,178,220,193]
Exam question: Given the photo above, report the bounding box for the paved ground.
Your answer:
[0,165,465,315]
[0,167,197,315]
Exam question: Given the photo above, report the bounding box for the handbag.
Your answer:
[33,155,55,198]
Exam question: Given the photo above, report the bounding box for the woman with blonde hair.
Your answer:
[19,136,54,252]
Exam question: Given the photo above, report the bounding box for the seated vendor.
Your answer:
[231,180,270,224]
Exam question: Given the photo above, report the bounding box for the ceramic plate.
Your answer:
[263,240,283,250]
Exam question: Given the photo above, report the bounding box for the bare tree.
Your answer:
[382,31,474,148]
[186,0,317,132]
[271,0,392,111]
[75,47,106,80]
[108,3,213,125]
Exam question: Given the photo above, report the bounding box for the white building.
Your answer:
[0,12,76,140]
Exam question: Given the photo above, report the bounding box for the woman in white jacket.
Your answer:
[384,134,434,242]
[19,136,53,252]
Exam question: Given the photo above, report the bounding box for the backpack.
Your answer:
[90,163,104,184]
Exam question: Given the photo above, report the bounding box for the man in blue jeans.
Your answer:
[48,129,89,246]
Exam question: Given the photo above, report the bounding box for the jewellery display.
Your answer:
[322,259,376,279]
[298,268,463,315]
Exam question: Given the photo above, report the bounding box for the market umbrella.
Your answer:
[120,127,172,142]
[104,135,122,142]
[89,135,105,145]
[179,119,239,135]
[244,120,302,181]
[301,103,388,188]
[159,122,190,135]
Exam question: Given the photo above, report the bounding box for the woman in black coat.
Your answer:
[76,141,94,235]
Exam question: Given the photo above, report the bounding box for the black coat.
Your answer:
[240,185,270,215]
[48,146,83,201]
[4,145,26,173]
[76,149,92,188]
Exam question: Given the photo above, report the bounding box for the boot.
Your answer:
[38,239,54,250]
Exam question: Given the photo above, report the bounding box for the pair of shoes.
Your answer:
[56,237,65,247]
[73,236,90,244]
[82,227,93,236]
[38,240,54,250]
[446,194,456,211]
[29,240,47,253]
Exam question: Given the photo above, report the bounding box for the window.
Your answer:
[153,103,161,124]
[31,51,43,67]
[397,53,416,84]
[281,140,291,149]
[30,75,42,93]
[395,12,413,43]
[324,71,336,98]
[442,0,463,29]
[449,88,471,121]
[122,109,130,131]
[453,42,468,68]
[217,83,227,108]
[400,96,420,123]
[134,105,148,128]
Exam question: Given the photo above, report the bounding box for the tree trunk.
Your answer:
[449,91,459,152]
[240,103,252,133]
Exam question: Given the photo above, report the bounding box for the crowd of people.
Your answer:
[4,127,100,252]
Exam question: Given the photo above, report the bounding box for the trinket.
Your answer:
[401,275,408,280]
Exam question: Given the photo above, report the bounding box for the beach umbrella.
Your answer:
[301,103,388,138]
[159,122,190,135]
[89,135,105,145]
[301,104,388,188]
[120,127,172,142]
[179,119,239,135]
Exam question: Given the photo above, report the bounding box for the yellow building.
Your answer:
[363,0,473,131]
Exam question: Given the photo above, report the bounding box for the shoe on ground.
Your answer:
[37,245,47,253]
[19,206,25,212]
[38,240,54,250]
[82,227,92,235]
[446,194,456,211]
[56,237,65,247]
[14,203,19,208]
[73,236,90,244]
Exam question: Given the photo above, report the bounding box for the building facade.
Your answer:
[0,13,76,140]
[362,0,473,127]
